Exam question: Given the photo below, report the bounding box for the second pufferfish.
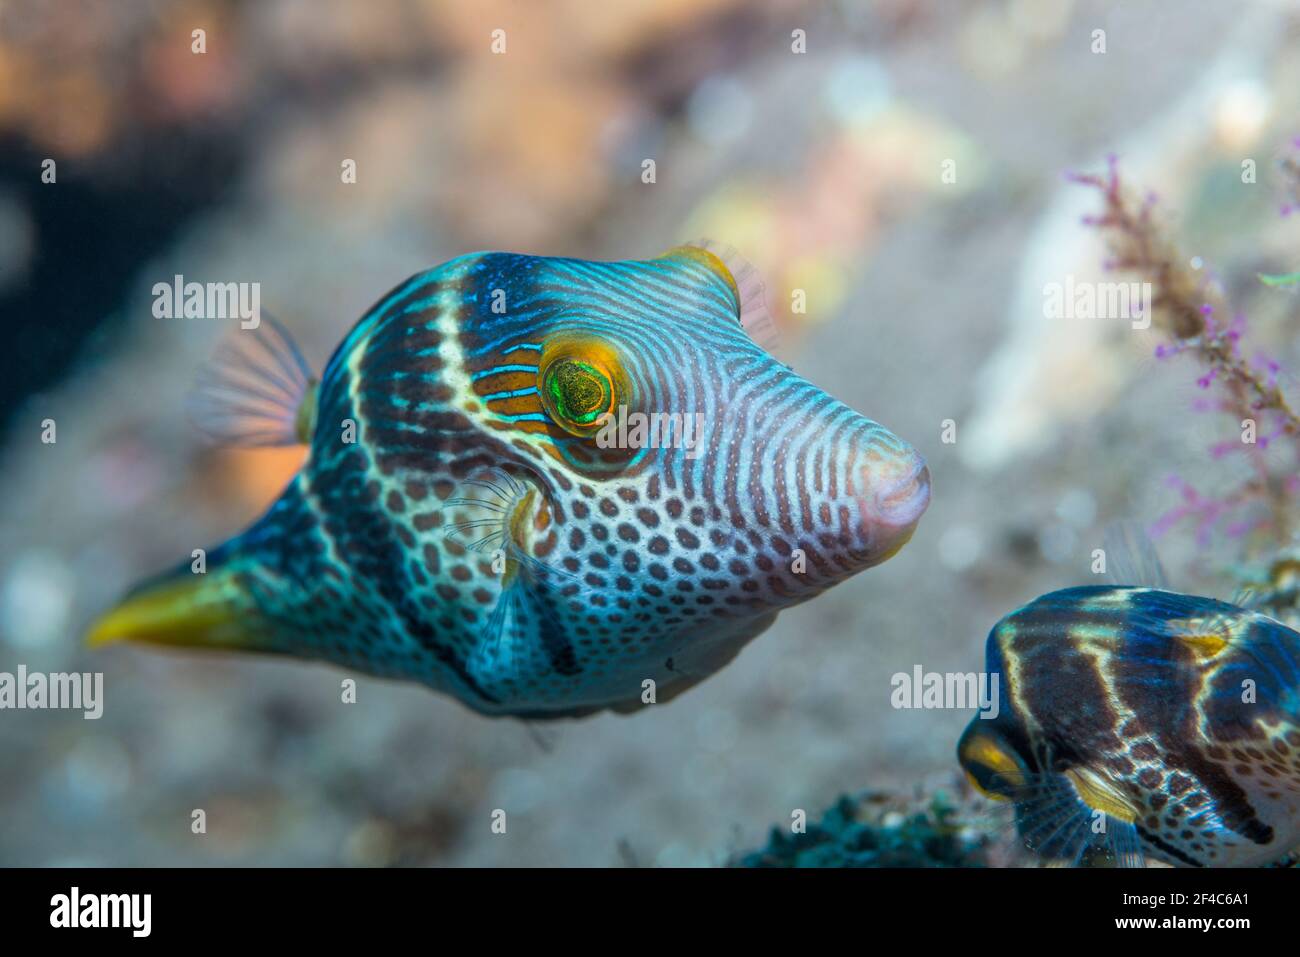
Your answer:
[89,242,932,719]
[960,534,1300,868]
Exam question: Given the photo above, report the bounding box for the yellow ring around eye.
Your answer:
[958,726,1025,798]
[537,336,626,437]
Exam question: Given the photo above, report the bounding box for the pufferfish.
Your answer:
[958,580,1300,867]
[89,243,931,719]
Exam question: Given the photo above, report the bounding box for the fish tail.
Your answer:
[86,555,268,652]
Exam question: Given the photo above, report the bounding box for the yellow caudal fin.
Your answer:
[87,565,264,652]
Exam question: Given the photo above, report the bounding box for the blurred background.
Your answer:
[2,0,1299,866]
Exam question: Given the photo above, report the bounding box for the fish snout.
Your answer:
[860,450,930,553]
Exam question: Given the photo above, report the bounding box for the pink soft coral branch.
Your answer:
[1071,152,1300,550]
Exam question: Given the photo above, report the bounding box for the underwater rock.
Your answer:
[735,790,987,868]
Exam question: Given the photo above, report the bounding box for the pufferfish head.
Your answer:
[350,244,931,619]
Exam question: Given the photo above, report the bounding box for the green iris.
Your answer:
[543,359,613,428]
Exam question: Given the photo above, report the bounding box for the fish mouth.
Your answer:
[868,455,931,532]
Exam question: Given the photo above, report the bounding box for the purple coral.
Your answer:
[1073,154,1300,550]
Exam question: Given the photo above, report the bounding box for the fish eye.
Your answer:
[543,359,613,427]
[537,337,626,437]
[957,723,1026,801]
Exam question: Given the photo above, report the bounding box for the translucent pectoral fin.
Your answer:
[968,764,1147,868]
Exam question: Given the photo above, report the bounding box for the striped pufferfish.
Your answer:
[959,585,1300,867]
[89,243,931,719]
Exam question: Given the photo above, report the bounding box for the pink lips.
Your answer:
[867,455,932,532]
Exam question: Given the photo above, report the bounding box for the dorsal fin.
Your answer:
[186,315,318,447]
[1103,520,1170,589]
[684,239,780,351]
